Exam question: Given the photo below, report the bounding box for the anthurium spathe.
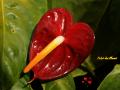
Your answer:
[24,8,95,80]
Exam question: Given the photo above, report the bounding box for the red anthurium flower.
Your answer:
[27,8,95,80]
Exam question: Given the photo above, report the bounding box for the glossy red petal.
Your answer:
[30,8,75,80]
[65,23,95,60]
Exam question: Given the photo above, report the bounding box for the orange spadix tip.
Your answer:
[23,36,65,73]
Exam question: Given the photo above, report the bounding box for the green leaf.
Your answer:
[97,64,120,90]
[42,75,76,90]
[50,0,110,29]
[11,77,33,90]
[70,68,87,77]
[0,0,47,89]
[82,55,95,74]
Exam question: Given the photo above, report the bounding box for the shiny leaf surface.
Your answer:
[42,75,75,90]
[0,0,47,89]
[98,64,120,90]
[11,77,33,90]
[70,68,87,77]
